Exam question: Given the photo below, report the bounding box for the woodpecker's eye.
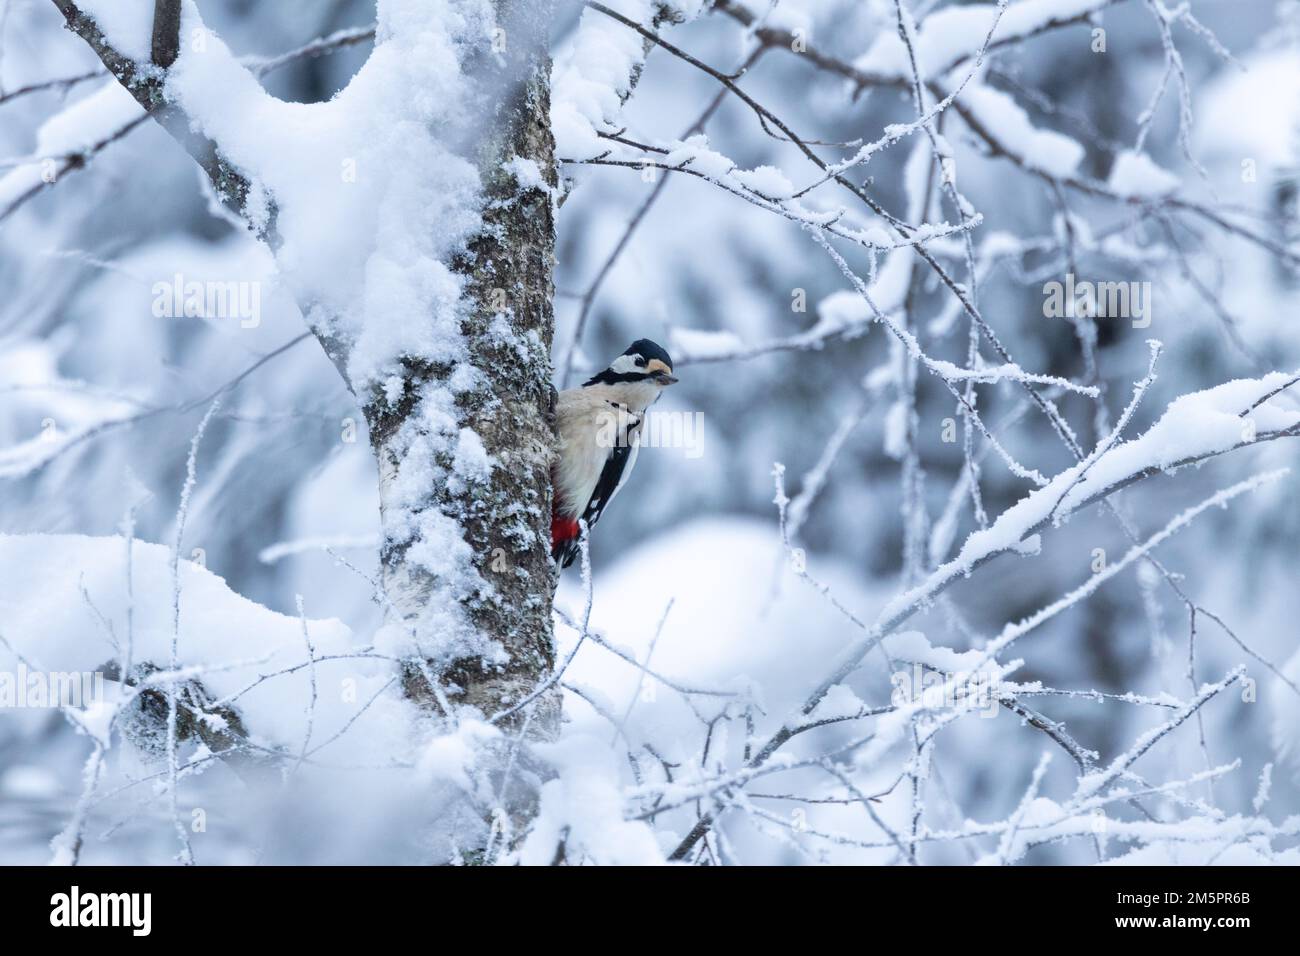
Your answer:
[634,357,646,367]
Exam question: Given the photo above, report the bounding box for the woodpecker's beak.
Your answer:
[646,359,678,385]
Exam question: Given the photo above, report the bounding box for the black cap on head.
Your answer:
[624,338,673,370]
[582,338,677,387]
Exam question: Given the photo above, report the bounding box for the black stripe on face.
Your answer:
[582,369,651,386]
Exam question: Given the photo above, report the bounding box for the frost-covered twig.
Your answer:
[611,598,673,745]
[787,387,874,540]
[561,155,981,254]
[49,744,106,866]
[554,606,735,699]
[1074,667,1245,801]
[288,594,318,782]
[246,24,376,77]
[995,752,1051,865]
[559,39,766,385]
[715,0,1300,276]
[165,399,220,865]
[809,228,1051,486]
[670,378,1300,859]
[0,113,148,223]
[0,333,310,481]
[0,68,100,106]
[1047,339,1162,523]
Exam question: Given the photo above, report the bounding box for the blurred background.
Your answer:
[1,0,1297,863]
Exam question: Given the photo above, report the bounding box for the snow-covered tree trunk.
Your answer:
[371,0,560,731]
[51,0,561,738]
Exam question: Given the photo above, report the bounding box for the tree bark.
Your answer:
[377,0,560,734]
[52,0,562,741]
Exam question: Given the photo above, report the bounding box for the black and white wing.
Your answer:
[559,415,642,568]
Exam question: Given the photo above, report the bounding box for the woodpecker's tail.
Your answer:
[551,514,581,568]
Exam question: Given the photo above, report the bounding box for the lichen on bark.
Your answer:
[368,0,561,738]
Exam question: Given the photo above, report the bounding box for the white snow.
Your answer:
[962,84,1085,179]
[418,718,500,791]
[520,733,666,865]
[855,0,1113,80]
[985,375,1296,558]
[1197,50,1300,176]
[1107,149,1182,198]
[871,373,1300,636]
[74,0,155,63]
[0,80,143,214]
[731,165,796,200]
[552,0,685,161]
[449,426,495,492]
[0,533,409,762]
[546,517,890,861]
[78,0,489,391]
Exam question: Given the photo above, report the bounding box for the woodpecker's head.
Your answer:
[583,339,678,393]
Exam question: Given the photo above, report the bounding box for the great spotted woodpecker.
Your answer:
[551,339,678,568]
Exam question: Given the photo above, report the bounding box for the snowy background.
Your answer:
[2,0,1299,864]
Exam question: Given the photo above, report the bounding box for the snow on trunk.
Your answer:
[365,1,561,732]
[52,0,561,737]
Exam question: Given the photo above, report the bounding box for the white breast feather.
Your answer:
[554,384,651,519]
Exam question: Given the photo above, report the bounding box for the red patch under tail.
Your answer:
[551,514,580,552]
